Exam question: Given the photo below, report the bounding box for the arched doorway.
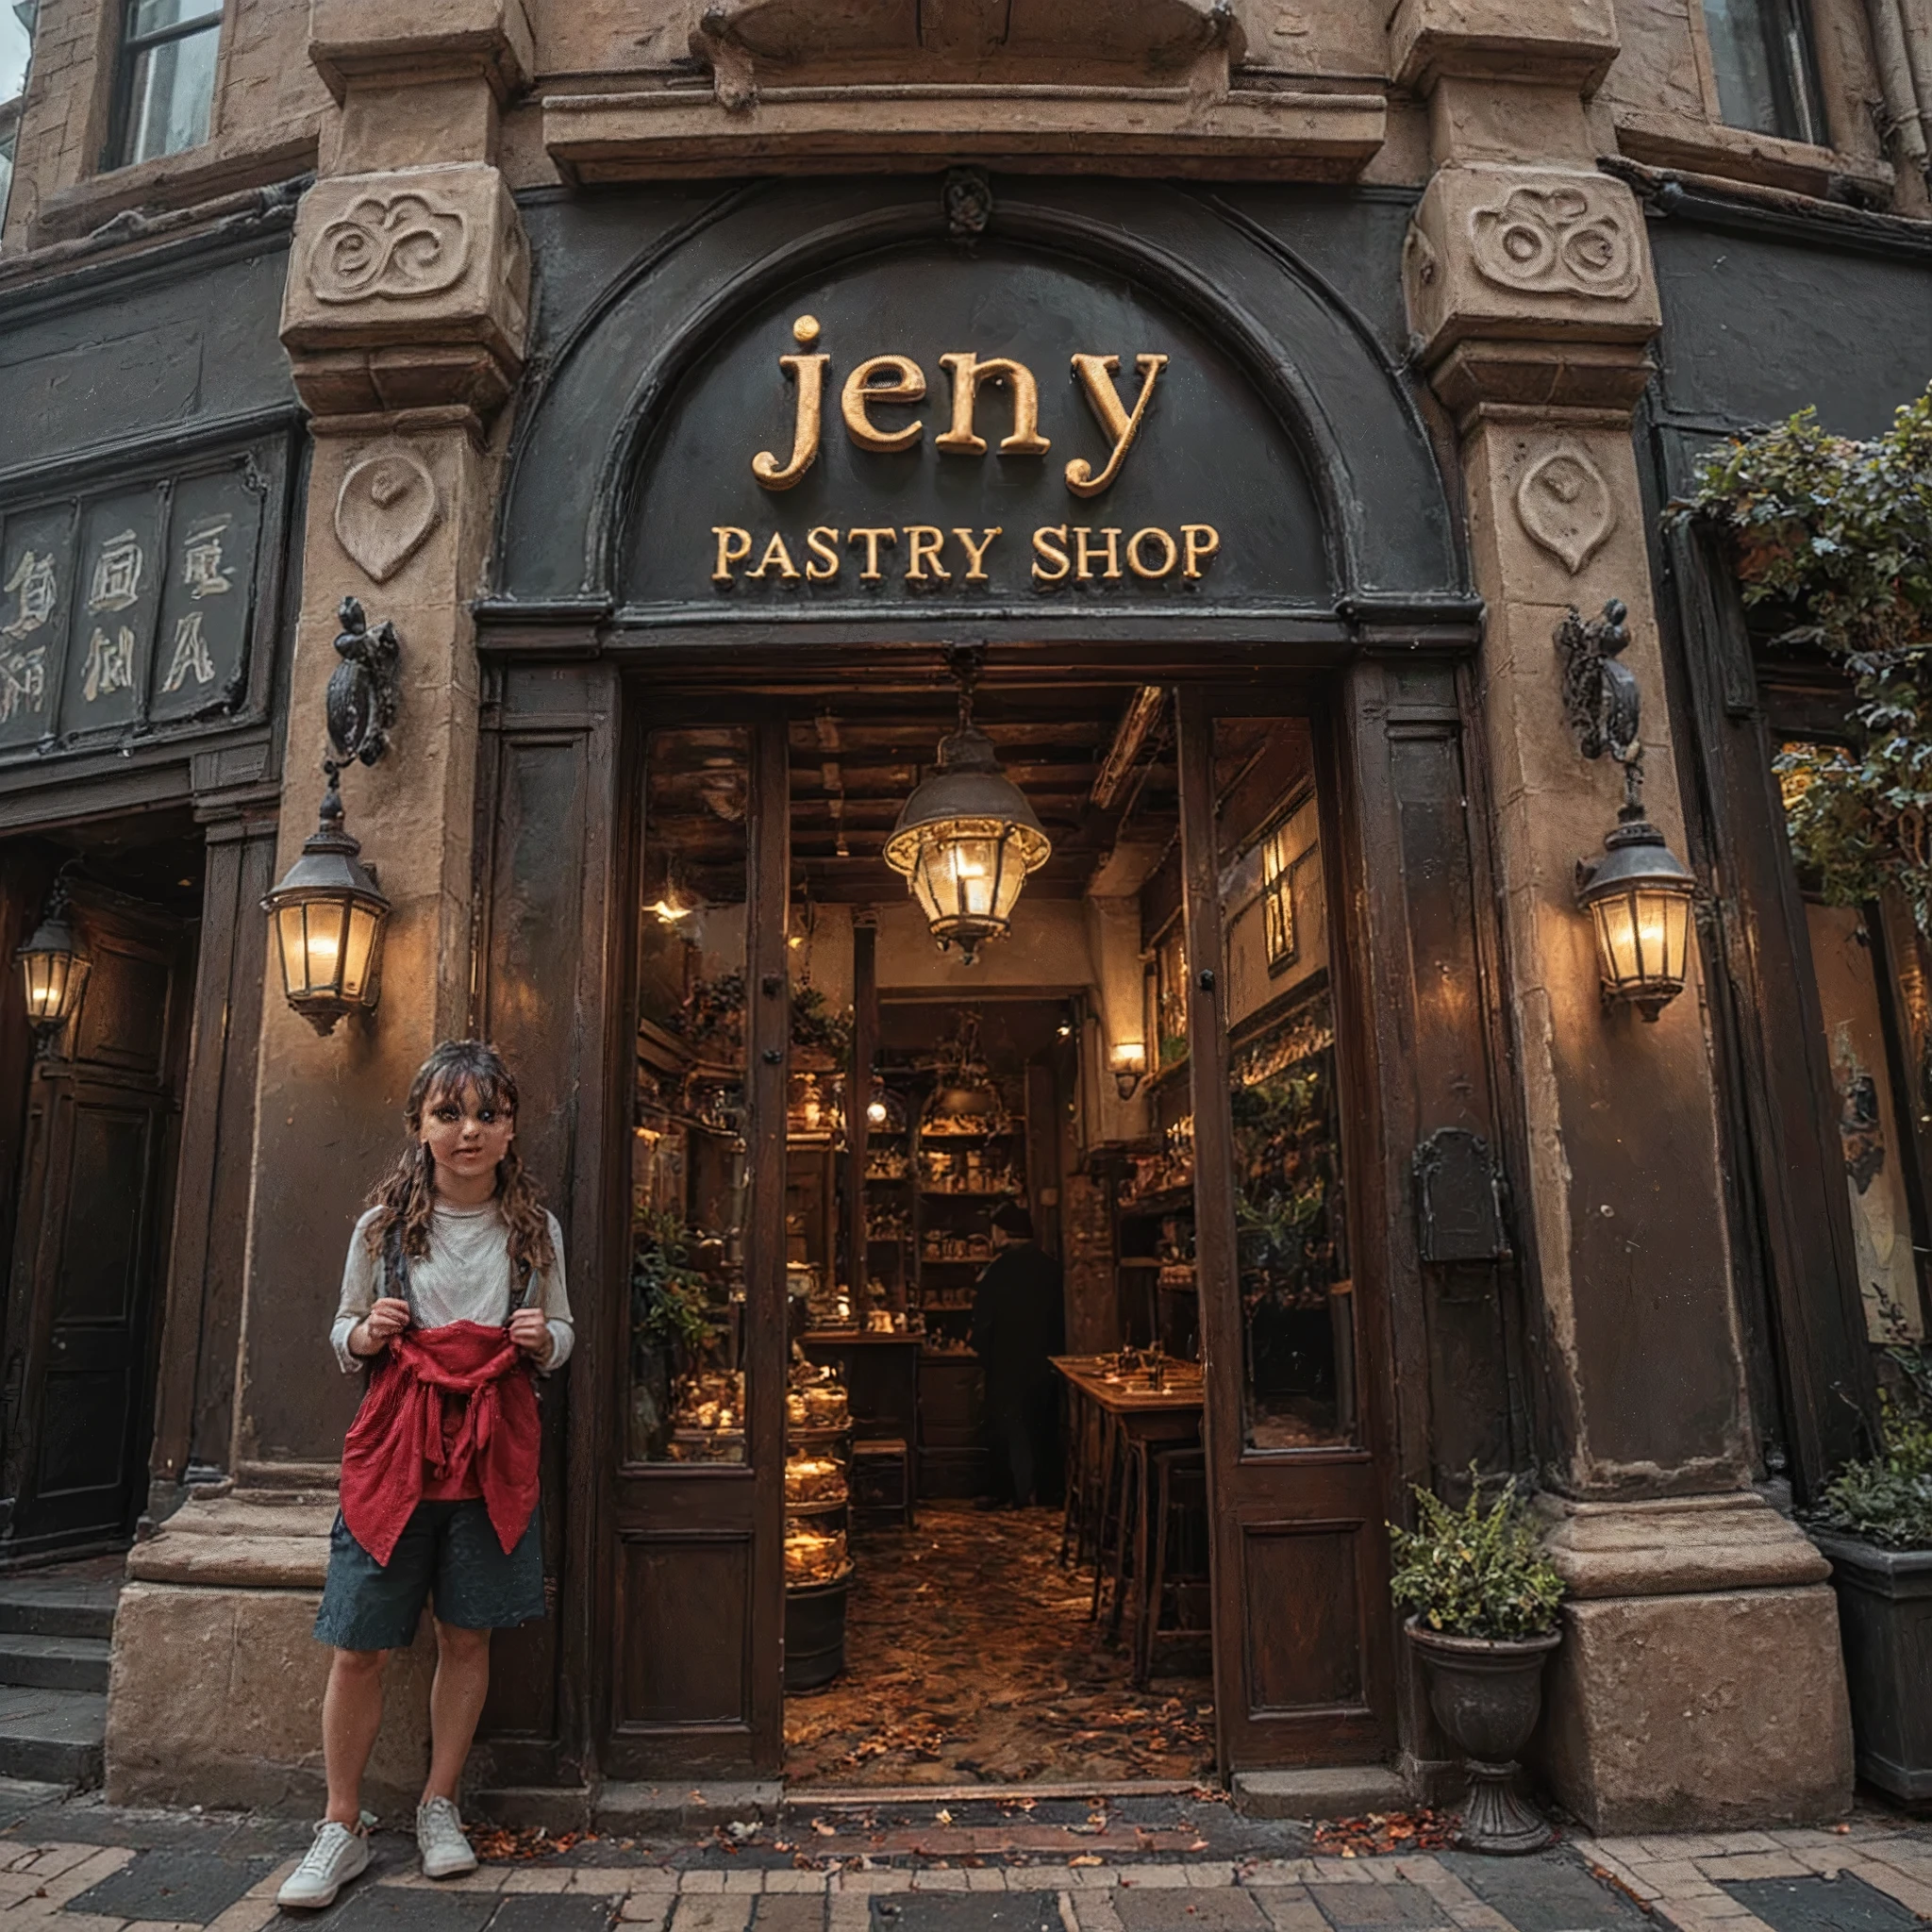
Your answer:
[475,175,1513,1792]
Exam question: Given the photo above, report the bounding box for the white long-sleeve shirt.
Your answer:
[330,1200,575,1375]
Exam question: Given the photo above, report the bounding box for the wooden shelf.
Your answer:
[919,1189,1022,1200]
[1119,1185,1195,1217]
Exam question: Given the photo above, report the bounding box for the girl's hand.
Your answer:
[352,1297,411,1356]
[508,1308,553,1363]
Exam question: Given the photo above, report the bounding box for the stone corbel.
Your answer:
[1388,0,1619,96]
[279,163,529,429]
[308,0,535,105]
[1402,163,1661,425]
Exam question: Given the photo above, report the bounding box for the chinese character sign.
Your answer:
[0,454,268,754]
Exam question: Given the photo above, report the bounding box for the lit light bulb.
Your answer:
[867,1099,889,1127]
[649,897,691,925]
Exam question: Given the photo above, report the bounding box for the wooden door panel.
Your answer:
[56,1105,153,1324]
[600,712,790,1779]
[1178,688,1398,1772]
[1240,1520,1363,1711]
[36,1367,133,1498]
[614,1533,754,1731]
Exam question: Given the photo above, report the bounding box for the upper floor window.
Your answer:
[0,2,35,229]
[1260,821,1297,974]
[113,0,222,169]
[1700,0,1826,144]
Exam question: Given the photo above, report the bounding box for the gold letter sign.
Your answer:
[735,321,1212,592]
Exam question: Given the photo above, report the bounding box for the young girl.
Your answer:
[278,1040,574,1911]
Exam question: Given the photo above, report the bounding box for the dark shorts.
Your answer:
[314,1499,546,1652]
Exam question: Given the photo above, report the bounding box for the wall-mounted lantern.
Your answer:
[15,874,89,1046]
[265,768,391,1036]
[1557,600,1697,1022]
[884,647,1052,966]
[1109,1041,1148,1100]
[263,596,400,1036]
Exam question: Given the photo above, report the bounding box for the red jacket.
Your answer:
[340,1322,541,1565]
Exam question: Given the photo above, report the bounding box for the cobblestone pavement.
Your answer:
[0,1781,1927,1932]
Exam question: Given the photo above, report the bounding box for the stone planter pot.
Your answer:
[1812,1531,1932,1802]
[1407,1619,1562,1855]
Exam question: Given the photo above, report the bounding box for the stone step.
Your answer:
[0,1633,111,1693]
[0,1574,121,1642]
[0,1686,105,1788]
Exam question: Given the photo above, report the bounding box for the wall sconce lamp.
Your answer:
[1556,600,1696,1022]
[1110,1041,1148,1100]
[263,596,399,1036]
[15,870,90,1047]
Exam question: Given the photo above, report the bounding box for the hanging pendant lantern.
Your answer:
[263,766,391,1036]
[15,875,90,1041]
[884,659,1051,965]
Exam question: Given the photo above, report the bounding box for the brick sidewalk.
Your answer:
[0,1782,1927,1932]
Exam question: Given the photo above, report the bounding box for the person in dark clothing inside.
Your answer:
[970,1201,1066,1508]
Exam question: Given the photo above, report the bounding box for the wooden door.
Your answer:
[0,888,191,1557]
[604,715,790,1777]
[1175,688,1395,1772]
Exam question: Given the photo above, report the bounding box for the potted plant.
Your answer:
[1390,1470,1566,1855]
[1807,1338,1932,1802]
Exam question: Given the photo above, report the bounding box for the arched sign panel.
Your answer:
[623,246,1328,618]
[484,178,1469,641]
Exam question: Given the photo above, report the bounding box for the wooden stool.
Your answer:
[850,1437,914,1531]
[1135,1444,1208,1688]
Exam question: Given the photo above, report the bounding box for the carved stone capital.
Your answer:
[1388,0,1619,95]
[1404,164,1660,384]
[308,0,534,105]
[279,165,528,423]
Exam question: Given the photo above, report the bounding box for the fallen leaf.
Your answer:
[1070,1855,1106,1867]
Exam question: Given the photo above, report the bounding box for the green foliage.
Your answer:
[1389,1467,1565,1640]
[790,983,854,1058]
[631,1210,715,1357]
[1676,388,1932,935]
[1814,1342,1932,1551]
[668,972,854,1061]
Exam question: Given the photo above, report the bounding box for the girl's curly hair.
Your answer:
[365,1040,556,1280]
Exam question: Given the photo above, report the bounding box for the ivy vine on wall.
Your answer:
[1673,386,1932,935]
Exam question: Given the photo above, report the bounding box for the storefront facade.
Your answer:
[0,0,1927,1834]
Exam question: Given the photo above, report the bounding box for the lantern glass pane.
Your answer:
[341,904,378,1001]
[299,899,348,997]
[21,950,63,1021]
[275,904,311,996]
[1591,891,1640,991]
[908,851,947,926]
[942,829,1000,919]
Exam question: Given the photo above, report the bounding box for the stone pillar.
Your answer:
[1395,6,1854,1832]
[105,3,530,1815]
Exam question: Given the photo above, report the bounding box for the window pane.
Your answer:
[121,22,217,166]
[1702,0,1791,137]
[130,0,221,38]
[630,726,752,1464]
[1211,716,1353,1452]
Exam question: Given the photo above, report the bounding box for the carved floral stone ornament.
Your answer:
[1470,185,1641,301]
[1516,445,1617,574]
[334,448,441,584]
[309,190,472,304]
[1554,600,1697,1021]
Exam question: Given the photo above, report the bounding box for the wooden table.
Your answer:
[1052,1357,1204,1683]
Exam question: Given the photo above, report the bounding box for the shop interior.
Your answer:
[625,675,1351,1786]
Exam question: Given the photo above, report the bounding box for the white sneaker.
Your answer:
[277,1819,371,1908]
[416,1794,478,1879]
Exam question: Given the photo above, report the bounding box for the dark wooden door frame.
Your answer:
[0,884,194,1559]
[1658,525,1876,1495]
[485,638,1517,1789]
